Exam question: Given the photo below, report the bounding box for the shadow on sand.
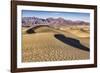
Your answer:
[54,34,90,52]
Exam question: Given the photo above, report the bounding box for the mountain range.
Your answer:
[22,17,89,27]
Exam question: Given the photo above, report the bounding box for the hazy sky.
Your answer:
[22,10,90,22]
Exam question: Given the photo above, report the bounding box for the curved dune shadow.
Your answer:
[26,29,35,34]
[54,34,90,52]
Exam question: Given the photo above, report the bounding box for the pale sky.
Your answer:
[22,10,90,22]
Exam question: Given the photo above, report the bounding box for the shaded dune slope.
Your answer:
[26,25,55,33]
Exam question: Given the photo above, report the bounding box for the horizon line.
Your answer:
[22,16,90,23]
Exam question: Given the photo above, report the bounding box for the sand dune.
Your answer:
[22,25,90,62]
[59,26,90,38]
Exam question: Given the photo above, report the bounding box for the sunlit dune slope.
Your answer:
[22,25,90,62]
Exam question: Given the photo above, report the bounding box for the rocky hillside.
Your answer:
[22,17,89,27]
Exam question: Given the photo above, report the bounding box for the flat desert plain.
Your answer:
[22,25,90,62]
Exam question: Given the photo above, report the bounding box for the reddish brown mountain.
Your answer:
[22,17,89,27]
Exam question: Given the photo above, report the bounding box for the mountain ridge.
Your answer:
[22,16,89,27]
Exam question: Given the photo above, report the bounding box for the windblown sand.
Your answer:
[22,26,90,62]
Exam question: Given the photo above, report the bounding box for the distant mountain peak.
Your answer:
[22,16,89,27]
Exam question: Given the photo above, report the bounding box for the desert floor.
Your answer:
[22,25,90,62]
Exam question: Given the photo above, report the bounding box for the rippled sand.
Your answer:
[22,26,90,62]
